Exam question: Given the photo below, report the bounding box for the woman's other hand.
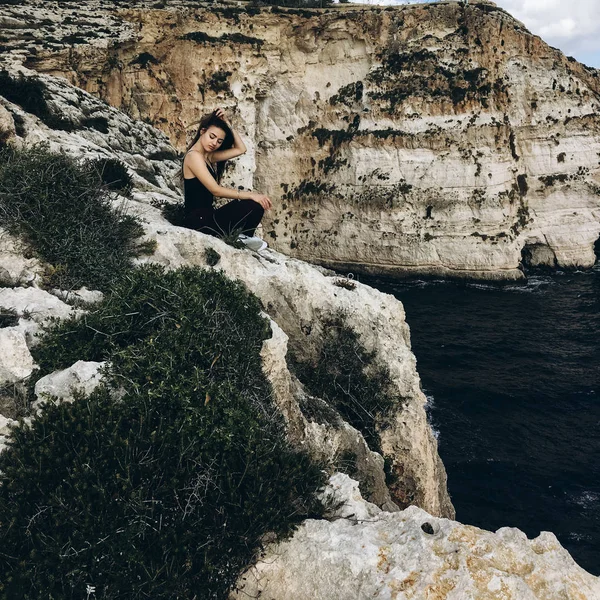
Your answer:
[249,192,272,211]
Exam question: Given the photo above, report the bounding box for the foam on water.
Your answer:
[423,392,440,440]
[571,491,600,509]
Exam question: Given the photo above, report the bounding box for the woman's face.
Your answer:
[200,126,226,153]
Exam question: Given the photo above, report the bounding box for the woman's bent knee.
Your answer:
[237,200,264,221]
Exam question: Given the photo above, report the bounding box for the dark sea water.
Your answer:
[362,264,600,575]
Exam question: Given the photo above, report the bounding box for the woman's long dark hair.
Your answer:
[183,111,234,183]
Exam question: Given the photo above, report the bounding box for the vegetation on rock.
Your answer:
[0,70,76,131]
[89,156,134,194]
[0,145,144,290]
[290,314,403,452]
[180,31,264,48]
[0,265,326,600]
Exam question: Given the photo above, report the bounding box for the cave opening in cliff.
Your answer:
[595,235,600,264]
[520,242,558,272]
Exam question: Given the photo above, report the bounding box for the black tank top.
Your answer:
[183,159,217,215]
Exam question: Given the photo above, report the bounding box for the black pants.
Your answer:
[186,200,264,237]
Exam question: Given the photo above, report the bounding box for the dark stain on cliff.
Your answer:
[517,174,528,196]
[179,31,264,48]
[509,130,519,160]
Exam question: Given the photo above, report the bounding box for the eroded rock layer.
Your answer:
[4,0,600,278]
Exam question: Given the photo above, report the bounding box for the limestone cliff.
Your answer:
[1,4,600,595]
[4,0,600,279]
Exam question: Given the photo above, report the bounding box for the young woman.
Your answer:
[182,108,272,251]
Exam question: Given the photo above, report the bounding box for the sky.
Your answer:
[354,0,600,68]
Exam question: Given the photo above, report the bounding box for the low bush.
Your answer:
[88,156,133,194]
[290,314,403,452]
[0,145,144,290]
[0,264,325,600]
[154,198,186,227]
[204,247,221,266]
[0,308,18,328]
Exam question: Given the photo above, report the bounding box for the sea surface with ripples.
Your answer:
[362,264,600,575]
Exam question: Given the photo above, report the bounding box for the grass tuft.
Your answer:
[290,314,403,452]
[204,247,221,266]
[88,157,133,194]
[153,198,186,227]
[0,145,144,291]
[0,308,19,328]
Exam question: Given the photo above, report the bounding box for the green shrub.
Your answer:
[0,145,144,290]
[204,247,221,266]
[154,199,187,227]
[88,156,133,194]
[290,314,403,452]
[1,264,325,600]
[0,308,18,328]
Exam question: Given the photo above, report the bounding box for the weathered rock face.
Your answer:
[260,318,399,512]
[5,0,600,279]
[231,473,600,600]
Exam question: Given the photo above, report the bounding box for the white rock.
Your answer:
[0,103,16,146]
[0,327,35,384]
[0,228,44,286]
[0,287,78,323]
[33,360,105,409]
[0,414,15,436]
[13,317,41,348]
[232,487,600,600]
[320,473,382,521]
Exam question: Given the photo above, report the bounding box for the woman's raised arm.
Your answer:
[209,108,247,162]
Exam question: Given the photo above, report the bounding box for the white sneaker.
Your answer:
[238,234,267,252]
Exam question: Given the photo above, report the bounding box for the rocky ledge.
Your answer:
[231,473,600,600]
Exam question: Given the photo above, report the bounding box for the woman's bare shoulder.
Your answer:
[185,149,202,162]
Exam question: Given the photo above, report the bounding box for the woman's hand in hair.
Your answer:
[249,192,272,211]
[214,108,231,126]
